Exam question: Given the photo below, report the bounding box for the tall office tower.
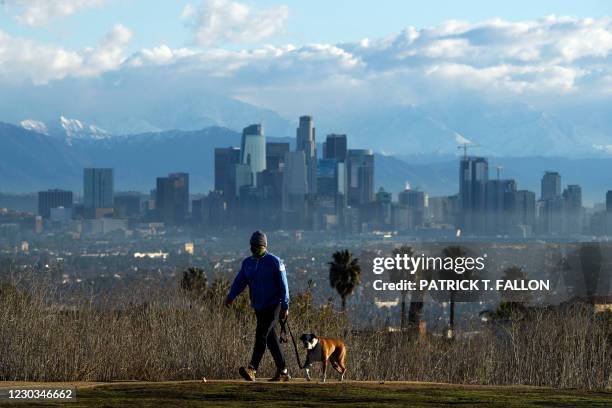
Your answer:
[38,189,73,219]
[296,116,317,195]
[485,179,517,234]
[538,171,562,235]
[458,157,488,234]
[240,124,266,186]
[282,150,308,227]
[541,171,561,200]
[316,159,340,205]
[429,196,456,226]
[347,149,374,206]
[398,187,428,228]
[374,187,393,227]
[323,134,348,162]
[563,184,582,235]
[155,172,189,226]
[215,147,241,195]
[266,142,290,171]
[83,168,114,218]
[113,192,141,219]
[605,191,612,234]
[515,190,536,231]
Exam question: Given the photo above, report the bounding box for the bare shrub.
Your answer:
[0,276,609,389]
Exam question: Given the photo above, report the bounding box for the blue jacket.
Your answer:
[227,252,289,312]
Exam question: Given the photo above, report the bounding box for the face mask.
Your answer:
[251,246,266,257]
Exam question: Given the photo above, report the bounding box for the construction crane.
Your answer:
[457,142,481,158]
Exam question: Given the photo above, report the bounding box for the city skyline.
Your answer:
[7,114,612,239]
[2,3,612,160]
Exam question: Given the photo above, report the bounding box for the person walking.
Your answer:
[224,230,290,381]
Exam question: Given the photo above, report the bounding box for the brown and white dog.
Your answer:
[299,333,347,382]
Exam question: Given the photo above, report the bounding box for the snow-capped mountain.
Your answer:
[19,116,110,143]
[20,119,49,135]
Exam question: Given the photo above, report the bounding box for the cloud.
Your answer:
[181,0,289,46]
[0,24,131,84]
[3,15,612,116]
[3,0,105,26]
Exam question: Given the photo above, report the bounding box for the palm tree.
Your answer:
[329,249,361,312]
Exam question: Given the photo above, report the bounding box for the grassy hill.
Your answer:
[1,381,610,407]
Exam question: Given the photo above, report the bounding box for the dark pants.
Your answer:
[249,304,286,371]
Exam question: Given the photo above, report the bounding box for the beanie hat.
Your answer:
[250,230,267,247]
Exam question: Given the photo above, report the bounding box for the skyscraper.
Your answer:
[296,116,317,195]
[113,192,142,219]
[38,189,73,219]
[323,134,347,162]
[282,150,308,228]
[316,158,340,205]
[485,179,517,234]
[347,149,374,206]
[266,142,290,171]
[156,172,189,226]
[83,168,114,218]
[563,184,582,235]
[398,187,428,228]
[214,147,240,195]
[539,171,562,235]
[240,124,266,186]
[459,157,488,234]
[541,171,561,200]
[515,190,536,230]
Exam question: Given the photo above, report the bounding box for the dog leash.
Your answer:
[279,318,305,369]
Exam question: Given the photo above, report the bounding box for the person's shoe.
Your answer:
[239,366,256,382]
[268,369,291,382]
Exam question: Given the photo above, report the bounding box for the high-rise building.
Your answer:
[563,184,582,235]
[38,189,73,219]
[538,171,562,235]
[83,168,114,218]
[240,124,266,186]
[282,150,308,228]
[347,149,374,206]
[113,192,141,219]
[605,191,612,235]
[515,190,536,230]
[323,134,347,162]
[156,172,189,226]
[214,147,240,195]
[485,179,517,234]
[234,164,253,197]
[398,187,428,228]
[296,116,317,195]
[266,142,290,171]
[429,196,456,226]
[458,157,488,234]
[541,171,561,200]
[316,158,340,205]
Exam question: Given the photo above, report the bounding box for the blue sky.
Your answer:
[3,0,612,141]
[1,0,611,53]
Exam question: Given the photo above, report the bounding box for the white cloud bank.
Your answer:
[2,15,612,113]
[181,0,289,46]
[3,0,105,26]
[0,24,130,84]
